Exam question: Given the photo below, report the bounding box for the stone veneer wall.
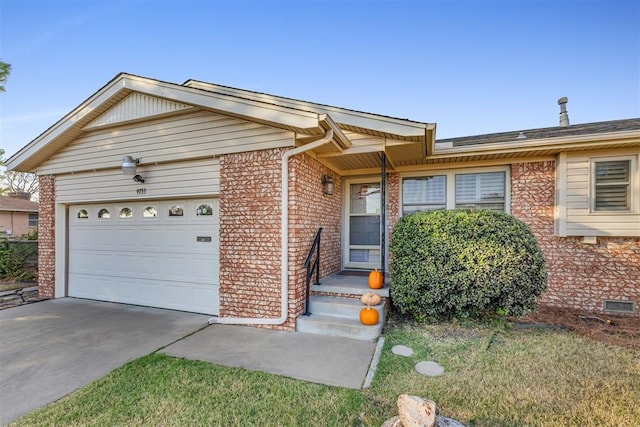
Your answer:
[38,175,56,299]
[219,148,342,331]
[287,153,342,327]
[511,161,640,315]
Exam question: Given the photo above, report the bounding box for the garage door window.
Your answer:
[196,204,213,216]
[119,207,133,219]
[169,205,184,217]
[143,206,158,218]
[77,209,89,219]
[98,208,111,219]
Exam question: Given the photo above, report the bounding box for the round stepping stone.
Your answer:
[415,361,444,377]
[391,345,414,357]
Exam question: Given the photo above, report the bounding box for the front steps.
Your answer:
[295,274,389,341]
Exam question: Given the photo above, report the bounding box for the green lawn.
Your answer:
[12,318,640,427]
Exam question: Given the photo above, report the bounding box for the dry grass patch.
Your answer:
[369,317,640,426]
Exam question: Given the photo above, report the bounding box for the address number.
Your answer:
[136,188,146,195]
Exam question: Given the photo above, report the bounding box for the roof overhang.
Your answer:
[7,73,435,173]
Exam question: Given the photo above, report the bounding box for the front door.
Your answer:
[344,178,381,269]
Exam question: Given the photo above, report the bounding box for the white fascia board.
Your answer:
[6,74,325,172]
[184,80,432,138]
[6,77,128,171]
[431,130,640,157]
[125,78,322,131]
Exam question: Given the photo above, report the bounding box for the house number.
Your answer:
[136,188,146,195]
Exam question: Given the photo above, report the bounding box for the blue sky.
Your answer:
[1,0,639,159]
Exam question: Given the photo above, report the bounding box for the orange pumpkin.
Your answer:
[368,269,384,289]
[359,307,379,325]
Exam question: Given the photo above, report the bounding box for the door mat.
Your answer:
[338,270,369,277]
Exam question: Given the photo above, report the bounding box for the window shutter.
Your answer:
[595,160,630,211]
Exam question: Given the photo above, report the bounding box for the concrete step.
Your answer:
[296,313,384,341]
[310,282,389,298]
[307,295,386,319]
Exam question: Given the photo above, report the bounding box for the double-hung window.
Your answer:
[402,168,509,215]
[591,157,635,212]
[28,213,38,227]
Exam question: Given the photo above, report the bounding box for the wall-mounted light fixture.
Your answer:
[122,156,145,183]
[321,174,334,195]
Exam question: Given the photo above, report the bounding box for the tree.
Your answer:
[0,60,10,92]
[0,149,39,200]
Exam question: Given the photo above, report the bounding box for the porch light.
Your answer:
[321,174,334,195]
[121,156,139,175]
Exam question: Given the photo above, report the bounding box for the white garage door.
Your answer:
[68,199,219,315]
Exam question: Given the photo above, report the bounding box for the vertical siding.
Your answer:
[56,158,220,203]
[83,93,194,129]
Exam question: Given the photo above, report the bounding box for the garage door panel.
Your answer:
[68,199,219,315]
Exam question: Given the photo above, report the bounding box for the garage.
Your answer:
[68,199,219,315]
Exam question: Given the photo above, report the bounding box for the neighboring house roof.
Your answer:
[0,196,39,213]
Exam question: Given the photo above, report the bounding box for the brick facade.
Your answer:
[511,161,640,315]
[37,175,55,299]
[288,153,342,326]
[219,148,342,331]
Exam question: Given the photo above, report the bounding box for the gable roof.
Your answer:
[0,196,39,213]
[6,73,435,173]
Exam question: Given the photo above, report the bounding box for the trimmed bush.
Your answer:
[390,209,547,320]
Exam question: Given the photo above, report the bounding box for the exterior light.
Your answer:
[122,156,139,175]
[321,174,334,195]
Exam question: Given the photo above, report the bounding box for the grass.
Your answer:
[11,316,640,427]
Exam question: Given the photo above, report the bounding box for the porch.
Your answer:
[296,271,390,341]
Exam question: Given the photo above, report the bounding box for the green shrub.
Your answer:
[0,239,38,281]
[390,209,547,320]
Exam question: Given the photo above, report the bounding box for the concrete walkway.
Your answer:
[0,298,209,425]
[161,324,377,389]
[1,298,379,425]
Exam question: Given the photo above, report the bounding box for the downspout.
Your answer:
[210,129,334,325]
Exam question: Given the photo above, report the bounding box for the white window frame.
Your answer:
[400,166,511,215]
[589,155,638,214]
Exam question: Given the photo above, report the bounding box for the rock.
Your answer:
[381,415,403,427]
[436,415,466,426]
[391,345,414,357]
[397,394,437,427]
[415,361,445,377]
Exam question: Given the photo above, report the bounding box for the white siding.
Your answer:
[56,158,220,203]
[559,149,640,237]
[83,93,194,130]
[38,109,294,175]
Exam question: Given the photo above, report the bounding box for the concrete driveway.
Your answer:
[0,298,209,425]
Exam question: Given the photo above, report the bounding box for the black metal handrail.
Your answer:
[303,227,322,316]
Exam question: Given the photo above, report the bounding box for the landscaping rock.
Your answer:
[381,415,402,427]
[391,345,414,357]
[397,394,437,427]
[436,415,466,426]
[415,361,444,377]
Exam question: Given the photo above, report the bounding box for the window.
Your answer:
[97,208,111,219]
[119,207,133,219]
[592,159,633,212]
[402,176,446,214]
[196,204,213,216]
[169,205,184,217]
[402,168,509,215]
[143,206,158,218]
[455,172,506,211]
[28,213,38,227]
[77,209,89,219]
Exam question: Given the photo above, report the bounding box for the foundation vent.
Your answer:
[603,300,636,314]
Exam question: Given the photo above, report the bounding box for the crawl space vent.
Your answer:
[603,300,636,314]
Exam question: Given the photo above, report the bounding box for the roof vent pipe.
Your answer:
[558,97,570,127]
